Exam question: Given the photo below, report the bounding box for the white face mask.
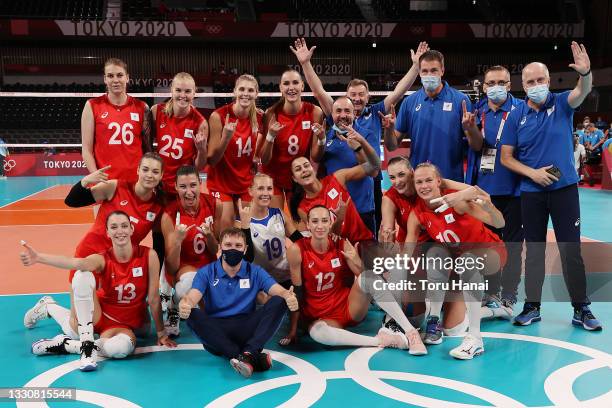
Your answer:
[421,75,441,92]
[526,84,549,104]
[486,85,508,104]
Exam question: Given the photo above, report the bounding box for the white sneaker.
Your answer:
[79,340,99,371]
[24,296,55,328]
[449,334,484,360]
[406,329,428,356]
[377,327,408,349]
[32,334,70,355]
[164,308,180,337]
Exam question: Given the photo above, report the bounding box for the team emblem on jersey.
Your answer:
[308,261,315,268]
[302,121,311,130]
[520,116,527,125]
[400,208,405,215]
[213,278,220,286]
[160,123,166,129]
[253,231,259,238]
[547,106,555,116]
[205,216,213,225]
[130,112,140,122]
[129,215,139,224]
[444,213,455,224]
[331,258,341,268]
[415,103,421,112]
[326,139,334,147]
[364,112,372,119]
[327,188,339,200]
[101,112,109,119]
[443,102,453,111]
[120,200,128,206]
[239,279,250,289]
[146,211,156,221]
[132,267,143,277]
[274,222,284,232]
[184,129,194,139]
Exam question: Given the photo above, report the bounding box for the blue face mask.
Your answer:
[421,75,441,92]
[527,84,549,105]
[222,249,244,267]
[486,85,508,104]
[332,123,349,135]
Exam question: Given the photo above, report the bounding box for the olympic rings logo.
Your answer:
[3,159,16,172]
[206,25,222,35]
[19,333,612,407]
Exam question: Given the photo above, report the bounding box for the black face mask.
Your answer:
[222,249,244,266]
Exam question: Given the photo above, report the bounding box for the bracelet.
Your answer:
[317,138,326,146]
[353,145,363,153]
[579,69,591,77]
[265,132,276,143]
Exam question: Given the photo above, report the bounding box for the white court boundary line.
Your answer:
[0,185,59,209]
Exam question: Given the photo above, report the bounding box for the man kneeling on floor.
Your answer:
[179,227,298,378]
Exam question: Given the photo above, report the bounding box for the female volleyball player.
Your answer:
[22,210,176,372]
[285,205,427,355]
[160,165,221,336]
[81,58,150,183]
[289,126,379,244]
[257,69,325,208]
[207,74,263,233]
[406,163,506,359]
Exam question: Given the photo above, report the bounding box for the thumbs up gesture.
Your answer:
[20,240,39,266]
[285,285,299,311]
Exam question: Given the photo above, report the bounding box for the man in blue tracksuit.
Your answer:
[500,42,602,331]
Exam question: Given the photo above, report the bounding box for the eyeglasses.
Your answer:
[484,81,510,87]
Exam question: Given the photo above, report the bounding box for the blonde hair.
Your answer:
[251,172,273,187]
[163,72,196,118]
[234,74,259,132]
[414,162,442,178]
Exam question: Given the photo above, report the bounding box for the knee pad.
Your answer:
[72,271,95,300]
[175,272,196,300]
[100,333,134,359]
[309,321,336,346]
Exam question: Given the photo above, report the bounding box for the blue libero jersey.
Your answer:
[250,207,289,283]
[192,259,277,318]
[395,81,471,182]
[465,94,523,196]
[501,91,578,192]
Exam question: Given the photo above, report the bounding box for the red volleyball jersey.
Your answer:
[384,187,429,243]
[165,193,217,270]
[299,175,373,243]
[297,237,351,321]
[155,104,205,194]
[413,190,503,246]
[74,180,162,258]
[262,102,316,190]
[89,94,147,183]
[97,245,150,329]
[206,103,263,195]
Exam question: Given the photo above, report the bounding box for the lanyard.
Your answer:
[481,111,509,147]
